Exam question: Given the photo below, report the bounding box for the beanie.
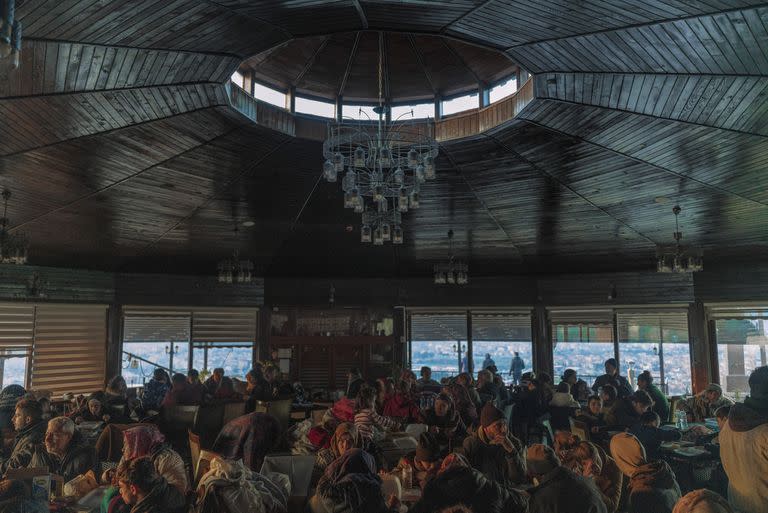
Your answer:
[414,432,441,463]
[480,401,504,428]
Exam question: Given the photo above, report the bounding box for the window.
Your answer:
[0,349,29,388]
[192,343,253,378]
[712,307,768,400]
[342,104,378,121]
[472,313,532,385]
[442,93,478,116]
[489,77,518,103]
[392,103,434,120]
[122,315,191,387]
[295,96,335,118]
[231,71,245,89]
[551,310,615,386]
[410,313,468,382]
[617,312,692,396]
[253,82,286,109]
[0,304,33,389]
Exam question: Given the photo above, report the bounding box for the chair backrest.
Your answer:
[162,405,200,431]
[193,405,224,449]
[188,430,201,480]
[222,402,247,425]
[569,418,590,441]
[549,406,575,431]
[265,398,293,431]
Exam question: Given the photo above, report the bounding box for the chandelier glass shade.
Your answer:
[217,250,254,284]
[433,229,468,285]
[656,205,703,273]
[0,189,28,265]
[323,112,438,244]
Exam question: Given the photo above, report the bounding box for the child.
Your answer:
[354,385,402,442]
[576,395,607,435]
[629,411,681,461]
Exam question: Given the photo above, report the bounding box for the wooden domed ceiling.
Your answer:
[0,1,767,277]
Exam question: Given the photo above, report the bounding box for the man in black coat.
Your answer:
[527,444,607,513]
[591,358,632,398]
[0,398,46,474]
[30,416,96,482]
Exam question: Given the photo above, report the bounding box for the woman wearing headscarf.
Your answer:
[446,380,478,428]
[569,441,623,513]
[315,423,360,472]
[455,373,482,410]
[309,449,393,513]
[672,489,734,513]
[610,432,681,513]
[423,393,466,448]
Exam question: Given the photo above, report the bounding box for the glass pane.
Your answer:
[716,318,768,400]
[472,314,532,385]
[489,77,518,103]
[342,104,378,121]
[231,71,244,89]
[553,324,615,386]
[206,346,253,378]
[253,82,286,108]
[295,96,335,118]
[122,342,170,388]
[410,314,467,382]
[0,356,28,388]
[442,93,478,116]
[392,103,434,120]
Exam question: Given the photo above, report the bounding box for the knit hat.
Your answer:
[672,489,734,513]
[704,383,723,394]
[414,432,441,463]
[609,432,647,478]
[526,444,560,476]
[480,401,504,428]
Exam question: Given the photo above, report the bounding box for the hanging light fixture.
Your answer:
[0,0,22,69]
[0,189,29,264]
[656,205,703,273]
[322,32,438,245]
[433,230,469,285]
[216,224,255,284]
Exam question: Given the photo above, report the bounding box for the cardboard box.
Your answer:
[261,454,315,513]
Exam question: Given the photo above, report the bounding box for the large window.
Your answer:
[712,307,768,399]
[122,315,191,387]
[231,70,245,89]
[253,81,286,109]
[392,103,434,120]
[617,312,692,396]
[0,304,33,389]
[295,96,335,118]
[342,104,378,121]
[0,349,28,388]
[442,93,478,116]
[410,314,468,382]
[552,312,615,386]
[472,313,532,385]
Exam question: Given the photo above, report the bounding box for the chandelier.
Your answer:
[656,205,703,273]
[217,249,254,284]
[0,189,29,264]
[434,230,468,285]
[322,35,438,245]
[0,0,23,68]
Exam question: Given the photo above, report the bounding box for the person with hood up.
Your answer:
[408,452,528,513]
[568,441,623,513]
[309,448,394,513]
[423,392,466,449]
[719,365,768,513]
[116,457,186,513]
[460,401,526,485]
[671,489,733,513]
[382,379,421,422]
[30,416,96,482]
[0,398,46,473]
[527,443,607,513]
[393,432,443,490]
[445,380,478,428]
[610,432,681,513]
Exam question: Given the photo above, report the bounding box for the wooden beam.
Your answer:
[292,36,330,87]
[407,34,437,95]
[441,38,483,85]
[352,0,368,30]
[438,0,497,34]
[204,1,294,38]
[338,32,361,97]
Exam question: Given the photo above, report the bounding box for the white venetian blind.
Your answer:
[31,304,108,397]
[191,308,257,345]
[616,311,690,343]
[0,303,35,353]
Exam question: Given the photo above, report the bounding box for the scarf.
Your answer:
[609,432,646,478]
[330,423,359,458]
[317,449,383,511]
[123,425,165,460]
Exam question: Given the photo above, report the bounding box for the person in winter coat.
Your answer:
[671,489,734,513]
[392,432,442,490]
[636,371,670,422]
[408,452,529,513]
[0,479,47,513]
[309,449,393,513]
[719,365,768,513]
[119,425,189,493]
[116,457,186,513]
[568,441,623,513]
[678,383,734,423]
[604,390,653,430]
[315,422,360,472]
[161,373,203,408]
[460,402,526,485]
[610,432,681,513]
[456,373,482,410]
[141,369,171,412]
[0,398,46,473]
[592,359,633,398]
[423,393,466,449]
[382,380,421,422]
[446,380,478,428]
[527,443,607,513]
[30,416,96,482]
[213,412,282,474]
[629,411,681,461]
[0,384,26,431]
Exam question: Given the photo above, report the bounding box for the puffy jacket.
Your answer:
[0,419,46,474]
[626,461,681,513]
[460,428,526,485]
[529,466,607,513]
[130,478,186,513]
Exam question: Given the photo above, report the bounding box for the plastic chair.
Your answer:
[222,402,247,425]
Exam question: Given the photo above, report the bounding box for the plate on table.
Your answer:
[673,446,709,457]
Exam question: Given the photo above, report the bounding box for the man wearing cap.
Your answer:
[527,444,607,513]
[460,402,525,485]
[677,383,734,423]
[393,432,442,490]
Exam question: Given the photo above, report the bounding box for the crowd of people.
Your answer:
[0,357,765,513]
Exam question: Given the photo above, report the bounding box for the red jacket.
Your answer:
[383,393,422,422]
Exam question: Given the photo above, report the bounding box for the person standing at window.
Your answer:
[509,352,525,386]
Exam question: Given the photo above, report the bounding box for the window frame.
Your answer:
[294,93,336,119]
[252,78,289,110]
[440,90,480,117]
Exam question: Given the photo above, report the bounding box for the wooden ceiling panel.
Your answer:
[416,35,480,97]
[249,36,328,92]
[359,1,481,32]
[217,0,362,36]
[296,34,357,99]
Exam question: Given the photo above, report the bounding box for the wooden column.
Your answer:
[257,307,271,363]
[106,303,122,383]
[434,95,442,120]
[288,86,296,113]
[532,304,552,376]
[688,299,712,394]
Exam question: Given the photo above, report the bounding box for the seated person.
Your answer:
[161,373,203,408]
[73,394,113,423]
[416,366,440,389]
[600,385,618,413]
[697,405,731,451]
[423,393,466,449]
[382,380,421,422]
[187,369,205,394]
[245,366,273,406]
[213,412,282,473]
[677,383,734,423]
[629,411,681,461]
[605,390,654,430]
[115,457,186,513]
[203,367,225,396]
[354,386,402,443]
[460,402,526,485]
[141,368,171,412]
[475,369,499,405]
[30,416,96,482]
[104,375,137,417]
[0,398,46,473]
[637,371,670,422]
[576,395,607,435]
[393,432,442,490]
[551,382,580,408]
[209,376,241,404]
[445,381,477,428]
[345,368,366,400]
[553,430,580,463]
[315,422,358,471]
[309,449,393,513]
[568,441,623,513]
[0,384,26,431]
[264,365,294,399]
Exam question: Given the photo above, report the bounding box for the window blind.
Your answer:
[410,314,468,341]
[191,308,257,345]
[31,304,108,397]
[0,303,35,352]
[472,313,531,340]
[123,314,191,343]
[616,312,689,344]
[548,309,614,325]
